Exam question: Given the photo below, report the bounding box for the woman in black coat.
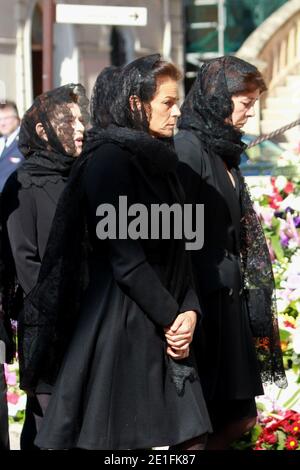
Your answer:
[1,84,89,449]
[175,56,287,449]
[29,55,211,450]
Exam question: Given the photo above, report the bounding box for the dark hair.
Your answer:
[137,60,182,104]
[0,100,19,117]
[107,54,182,131]
[90,66,120,129]
[224,56,267,95]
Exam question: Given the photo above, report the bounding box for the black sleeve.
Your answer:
[179,286,201,316]
[85,143,180,327]
[3,176,40,295]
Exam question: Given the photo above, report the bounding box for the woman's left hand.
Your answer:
[164,310,197,350]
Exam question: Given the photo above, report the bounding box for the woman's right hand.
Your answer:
[164,310,197,360]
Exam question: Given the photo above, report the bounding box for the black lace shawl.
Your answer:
[239,175,287,388]
[178,56,287,388]
[20,126,198,394]
[17,83,89,188]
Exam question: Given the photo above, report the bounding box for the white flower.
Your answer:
[288,287,300,302]
[7,395,26,417]
[280,195,300,212]
[276,296,290,313]
[291,329,300,355]
[288,238,299,250]
[275,176,287,191]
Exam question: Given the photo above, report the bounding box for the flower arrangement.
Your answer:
[228,174,300,451]
[4,362,26,423]
[247,175,300,378]
[254,409,300,450]
[231,406,300,451]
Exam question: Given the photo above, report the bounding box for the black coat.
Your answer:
[35,142,212,450]
[2,172,67,296]
[1,171,67,393]
[175,130,263,401]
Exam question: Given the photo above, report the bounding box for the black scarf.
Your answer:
[84,126,178,175]
[16,151,75,188]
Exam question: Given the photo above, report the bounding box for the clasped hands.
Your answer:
[164,310,197,361]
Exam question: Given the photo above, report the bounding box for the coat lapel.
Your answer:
[211,152,241,249]
[1,138,19,159]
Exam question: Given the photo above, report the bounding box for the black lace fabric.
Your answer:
[17,84,90,188]
[239,174,287,388]
[178,57,247,168]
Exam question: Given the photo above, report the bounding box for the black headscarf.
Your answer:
[17,84,90,187]
[179,55,287,388]
[178,56,256,168]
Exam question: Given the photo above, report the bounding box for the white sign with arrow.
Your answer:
[56,4,147,27]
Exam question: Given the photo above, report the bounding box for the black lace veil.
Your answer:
[178,56,267,168]
[17,84,90,187]
[179,56,287,388]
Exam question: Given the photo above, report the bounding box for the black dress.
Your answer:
[34,142,212,450]
[175,130,263,418]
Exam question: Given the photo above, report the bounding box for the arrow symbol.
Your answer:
[130,12,139,21]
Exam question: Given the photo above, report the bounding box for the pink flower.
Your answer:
[266,239,276,261]
[284,182,294,194]
[268,193,283,209]
[6,392,19,405]
[283,320,296,329]
[5,371,17,386]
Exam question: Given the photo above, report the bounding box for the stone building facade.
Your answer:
[0,0,184,115]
